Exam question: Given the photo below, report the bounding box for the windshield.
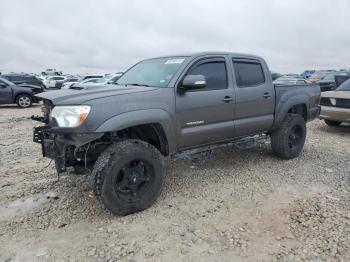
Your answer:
[337,79,350,91]
[0,77,14,85]
[117,57,187,87]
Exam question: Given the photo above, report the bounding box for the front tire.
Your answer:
[271,114,306,159]
[16,94,32,108]
[90,140,164,215]
[324,120,341,126]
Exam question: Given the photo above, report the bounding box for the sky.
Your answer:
[0,0,349,74]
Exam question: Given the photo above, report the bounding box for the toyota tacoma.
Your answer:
[33,52,321,215]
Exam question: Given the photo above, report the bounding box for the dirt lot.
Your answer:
[0,104,349,262]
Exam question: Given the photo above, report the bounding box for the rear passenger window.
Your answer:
[233,60,265,87]
[188,61,227,90]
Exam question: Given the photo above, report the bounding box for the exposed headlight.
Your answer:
[50,105,91,128]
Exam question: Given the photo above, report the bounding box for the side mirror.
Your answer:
[181,75,206,90]
[0,83,7,88]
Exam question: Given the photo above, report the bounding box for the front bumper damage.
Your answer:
[33,125,103,173]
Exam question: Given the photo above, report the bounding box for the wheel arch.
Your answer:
[96,109,176,155]
[15,92,33,102]
[273,94,309,130]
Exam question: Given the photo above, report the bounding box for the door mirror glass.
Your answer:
[181,75,206,90]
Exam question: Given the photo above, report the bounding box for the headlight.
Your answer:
[50,105,91,128]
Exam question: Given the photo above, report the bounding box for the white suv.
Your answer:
[43,76,66,88]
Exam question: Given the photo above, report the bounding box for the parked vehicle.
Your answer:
[307,71,330,83]
[319,78,350,126]
[72,73,124,89]
[56,77,80,89]
[273,77,307,85]
[32,52,321,215]
[271,72,283,81]
[0,78,42,108]
[1,74,46,89]
[43,76,66,89]
[60,75,104,89]
[317,71,349,92]
[300,70,315,79]
[41,69,62,76]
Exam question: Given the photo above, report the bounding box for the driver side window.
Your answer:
[187,61,228,91]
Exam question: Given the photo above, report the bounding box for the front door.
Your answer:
[176,57,235,149]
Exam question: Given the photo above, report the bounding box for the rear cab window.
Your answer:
[232,59,265,87]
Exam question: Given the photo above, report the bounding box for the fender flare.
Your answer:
[273,93,309,129]
[96,109,177,153]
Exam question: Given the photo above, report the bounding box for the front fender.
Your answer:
[96,109,176,153]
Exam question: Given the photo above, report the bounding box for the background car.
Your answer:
[41,68,62,76]
[43,76,66,88]
[0,78,43,108]
[317,71,349,92]
[60,77,81,89]
[61,74,105,89]
[1,74,46,89]
[76,73,123,88]
[271,72,283,81]
[319,78,350,126]
[273,77,307,85]
[307,71,330,84]
[300,70,315,79]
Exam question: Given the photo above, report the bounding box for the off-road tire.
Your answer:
[271,113,306,159]
[324,120,341,126]
[90,140,164,216]
[16,94,32,108]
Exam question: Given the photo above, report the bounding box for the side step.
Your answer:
[173,133,269,160]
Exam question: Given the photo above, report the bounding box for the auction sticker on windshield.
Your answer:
[165,59,184,64]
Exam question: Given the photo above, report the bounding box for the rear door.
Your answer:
[232,58,275,137]
[175,56,235,149]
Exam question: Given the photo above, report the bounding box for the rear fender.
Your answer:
[273,94,309,130]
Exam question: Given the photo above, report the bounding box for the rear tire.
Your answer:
[271,113,306,159]
[90,140,164,216]
[16,94,32,108]
[324,120,341,126]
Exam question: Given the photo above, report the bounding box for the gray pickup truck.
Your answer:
[33,52,321,215]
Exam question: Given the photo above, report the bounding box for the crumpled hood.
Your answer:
[322,90,350,99]
[36,85,159,105]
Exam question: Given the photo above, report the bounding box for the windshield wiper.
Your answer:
[125,83,150,87]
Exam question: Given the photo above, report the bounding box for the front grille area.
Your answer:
[336,99,350,108]
[320,98,332,106]
[320,97,350,108]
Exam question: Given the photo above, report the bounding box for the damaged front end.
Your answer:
[32,100,106,173]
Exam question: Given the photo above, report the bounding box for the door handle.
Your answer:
[222,96,233,103]
[263,92,271,99]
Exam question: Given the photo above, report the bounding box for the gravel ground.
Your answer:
[0,104,349,262]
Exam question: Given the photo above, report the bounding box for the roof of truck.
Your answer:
[150,51,264,60]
